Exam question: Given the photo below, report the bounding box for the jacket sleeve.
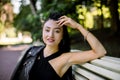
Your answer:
[10,46,33,80]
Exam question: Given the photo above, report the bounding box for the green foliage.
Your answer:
[14,5,42,41]
[40,0,79,20]
[13,0,120,41]
[14,0,80,41]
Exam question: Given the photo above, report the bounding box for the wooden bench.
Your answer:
[72,50,120,80]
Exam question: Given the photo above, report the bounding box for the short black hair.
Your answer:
[48,11,63,20]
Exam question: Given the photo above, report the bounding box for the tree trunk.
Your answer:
[100,0,104,29]
[109,0,120,36]
[29,0,37,16]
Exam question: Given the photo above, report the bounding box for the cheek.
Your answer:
[58,30,63,42]
[56,33,63,43]
[42,30,46,42]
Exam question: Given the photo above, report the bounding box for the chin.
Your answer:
[46,42,58,47]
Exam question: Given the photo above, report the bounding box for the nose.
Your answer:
[49,30,54,38]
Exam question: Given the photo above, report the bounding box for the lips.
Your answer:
[47,38,55,42]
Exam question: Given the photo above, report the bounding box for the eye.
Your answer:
[55,29,60,33]
[45,29,50,32]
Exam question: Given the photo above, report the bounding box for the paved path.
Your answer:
[0,45,29,80]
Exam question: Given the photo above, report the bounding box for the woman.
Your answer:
[28,12,106,80]
[12,12,106,80]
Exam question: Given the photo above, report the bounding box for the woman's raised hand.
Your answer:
[57,16,79,29]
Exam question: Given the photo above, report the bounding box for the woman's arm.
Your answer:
[76,23,107,57]
[57,16,107,64]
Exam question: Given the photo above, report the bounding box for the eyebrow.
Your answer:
[45,26,62,30]
[55,27,61,30]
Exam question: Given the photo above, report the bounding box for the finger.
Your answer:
[56,20,60,24]
[59,16,67,19]
[57,19,67,26]
[60,21,68,27]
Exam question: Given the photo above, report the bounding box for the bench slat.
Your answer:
[71,50,120,80]
[74,74,88,80]
[101,56,120,64]
[72,71,88,80]
[103,56,120,61]
[91,59,120,73]
[79,63,120,80]
[73,65,105,80]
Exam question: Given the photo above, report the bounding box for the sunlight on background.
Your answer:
[0,0,33,45]
[0,31,32,45]
[11,0,22,14]
[76,4,111,29]
[76,5,94,29]
[11,0,41,14]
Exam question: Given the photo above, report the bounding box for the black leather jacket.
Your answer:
[10,45,74,80]
[10,46,44,80]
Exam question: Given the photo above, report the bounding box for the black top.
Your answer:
[29,48,72,80]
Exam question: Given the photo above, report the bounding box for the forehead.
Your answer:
[44,19,59,28]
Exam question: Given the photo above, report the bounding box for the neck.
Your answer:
[44,45,59,57]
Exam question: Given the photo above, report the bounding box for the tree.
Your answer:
[109,0,120,36]
[14,0,79,41]
[13,0,120,41]
[0,1,14,37]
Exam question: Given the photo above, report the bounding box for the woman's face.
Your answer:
[42,19,63,47]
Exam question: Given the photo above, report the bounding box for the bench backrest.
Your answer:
[72,55,120,80]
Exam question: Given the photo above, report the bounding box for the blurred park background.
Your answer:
[0,0,120,58]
